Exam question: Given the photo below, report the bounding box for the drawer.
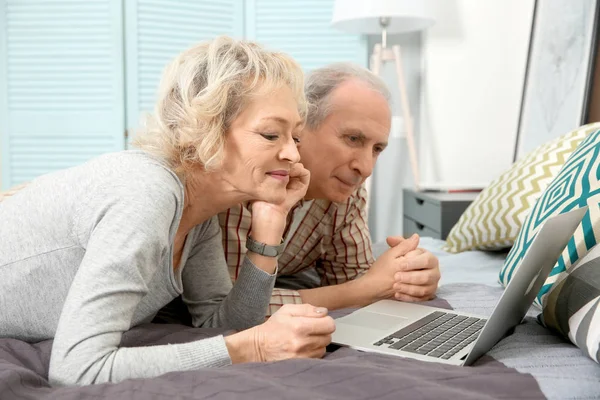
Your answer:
[403,216,441,239]
[403,190,441,230]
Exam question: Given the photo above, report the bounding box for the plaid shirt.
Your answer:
[218,185,375,316]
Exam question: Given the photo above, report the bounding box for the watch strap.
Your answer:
[246,236,285,257]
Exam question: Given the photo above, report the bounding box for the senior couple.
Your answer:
[0,36,440,386]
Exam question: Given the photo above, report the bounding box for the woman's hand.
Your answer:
[225,304,335,363]
[280,162,311,213]
[250,163,310,244]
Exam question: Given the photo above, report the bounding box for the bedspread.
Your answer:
[1,282,599,399]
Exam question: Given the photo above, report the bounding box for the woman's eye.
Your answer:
[293,137,301,144]
[260,133,279,141]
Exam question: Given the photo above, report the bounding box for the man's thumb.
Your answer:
[390,233,419,256]
[386,235,405,247]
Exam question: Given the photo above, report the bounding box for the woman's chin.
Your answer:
[257,189,286,205]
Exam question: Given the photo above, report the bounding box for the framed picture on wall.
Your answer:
[514,0,600,160]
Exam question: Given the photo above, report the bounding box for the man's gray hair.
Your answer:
[305,62,391,130]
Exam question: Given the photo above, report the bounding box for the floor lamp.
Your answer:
[332,0,436,196]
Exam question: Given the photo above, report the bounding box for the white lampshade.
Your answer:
[331,0,435,34]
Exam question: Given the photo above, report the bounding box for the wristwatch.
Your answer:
[246,236,285,257]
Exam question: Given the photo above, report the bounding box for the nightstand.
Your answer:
[403,189,478,240]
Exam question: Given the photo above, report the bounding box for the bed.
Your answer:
[1,237,598,400]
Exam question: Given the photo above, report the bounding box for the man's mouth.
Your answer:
[335,177,359,187]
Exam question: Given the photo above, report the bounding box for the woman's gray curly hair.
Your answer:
[133,36,306,178]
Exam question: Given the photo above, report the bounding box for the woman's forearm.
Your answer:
[224,329,260,363]
[198,257,276,331]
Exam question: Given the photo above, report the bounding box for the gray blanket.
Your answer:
[2,283,599,400]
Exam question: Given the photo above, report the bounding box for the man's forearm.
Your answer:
[298,277,379,310]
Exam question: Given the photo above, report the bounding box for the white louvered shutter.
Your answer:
[0,0,126,189]
[124,0,244,139]
[245,0,367,72]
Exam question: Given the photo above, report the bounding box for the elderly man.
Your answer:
[219,63,441,316]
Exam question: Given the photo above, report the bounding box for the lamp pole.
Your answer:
[369,19,421,191]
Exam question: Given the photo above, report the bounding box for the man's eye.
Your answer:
[260,133,278,141]
[293,136,301,144]
[346,135,361,144]
[374,146,384,154]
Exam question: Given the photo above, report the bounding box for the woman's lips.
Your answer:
[267,170,289,181]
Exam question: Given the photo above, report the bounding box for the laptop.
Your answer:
[331,207,587,366]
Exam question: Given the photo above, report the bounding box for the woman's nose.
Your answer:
[280,137,301,164]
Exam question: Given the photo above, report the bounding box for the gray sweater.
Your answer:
[0,151,276,386]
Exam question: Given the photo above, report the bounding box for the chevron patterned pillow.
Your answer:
[500,126,600,308]
[443,122,600,253]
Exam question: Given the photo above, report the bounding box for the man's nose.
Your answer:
[350,150,375,178]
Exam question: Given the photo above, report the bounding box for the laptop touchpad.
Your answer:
[340,311,408,330]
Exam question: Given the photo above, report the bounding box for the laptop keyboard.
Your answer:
[373,311,487,360]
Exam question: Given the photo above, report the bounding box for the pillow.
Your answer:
[500,126,600,308]
[541,248,600,363]
[443,122,600,254]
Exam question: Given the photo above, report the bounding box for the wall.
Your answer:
[586,27,600,124]
[419,0,534,188]
[369,0,535,243]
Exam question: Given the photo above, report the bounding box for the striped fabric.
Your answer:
[218,185,374,316]
[443,123,600,253]
[500,127,600,307]
[542,255,600,363]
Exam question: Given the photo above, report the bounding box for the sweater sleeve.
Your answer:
[48,177,232,386]
[181,217,276,330]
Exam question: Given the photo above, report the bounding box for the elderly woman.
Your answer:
[0,36,335,386]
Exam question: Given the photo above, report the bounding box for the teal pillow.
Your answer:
[499,128,600,307]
